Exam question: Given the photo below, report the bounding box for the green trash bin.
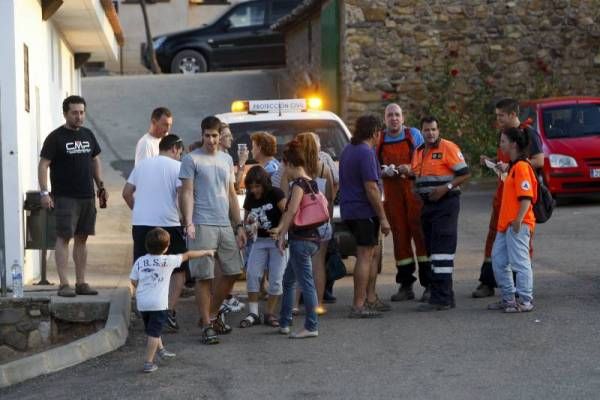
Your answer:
[24,191,56,250]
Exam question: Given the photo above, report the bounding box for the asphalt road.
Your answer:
[2,189,599,400]
[3,74,599,399]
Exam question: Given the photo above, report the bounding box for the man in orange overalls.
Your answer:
[378,104,431,302]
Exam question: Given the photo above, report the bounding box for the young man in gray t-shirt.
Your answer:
[180,116,247,345]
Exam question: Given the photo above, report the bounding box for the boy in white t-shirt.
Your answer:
[130,228,214,373]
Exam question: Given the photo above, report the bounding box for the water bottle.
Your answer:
[11,260,23,298]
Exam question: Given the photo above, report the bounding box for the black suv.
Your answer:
[143,0,300,74]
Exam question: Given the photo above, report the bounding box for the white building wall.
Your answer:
[1,0,82,284]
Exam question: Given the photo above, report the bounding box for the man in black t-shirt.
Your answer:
[38,96,108,297]
[473,98,544,298]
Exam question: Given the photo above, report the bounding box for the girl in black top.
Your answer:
[240,166,286,328]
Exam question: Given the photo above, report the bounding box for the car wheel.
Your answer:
[170,50,207,74]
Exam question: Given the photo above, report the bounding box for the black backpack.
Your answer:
[533,172,554,223]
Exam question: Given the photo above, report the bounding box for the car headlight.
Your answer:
[549,154,578,168]
[153,36,167,50]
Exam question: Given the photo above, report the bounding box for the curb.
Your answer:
[0,287,131,388]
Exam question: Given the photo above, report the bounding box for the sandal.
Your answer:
[263,313,280,327]
[201,326,219,345]
[212,315,233,335]
[239,313,261,328]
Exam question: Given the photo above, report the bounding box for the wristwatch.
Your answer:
[40,191,49,197]
[446,183,454,190]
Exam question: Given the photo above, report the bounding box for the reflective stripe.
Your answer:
[452,162,468,171]
[432,266,453,274]
[417,256,430,263]
[396,258,414,266]
[431,254,455,261]
[415,175,454,183]
[484,257,492,262]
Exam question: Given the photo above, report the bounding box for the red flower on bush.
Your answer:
[381,92,393,101]
[449,49,459,58]
[450,68,459,77]
[415,65,422,72]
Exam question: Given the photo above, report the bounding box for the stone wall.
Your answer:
[342,0,600,124]
[283,14,323,98]
[0,299,51,362]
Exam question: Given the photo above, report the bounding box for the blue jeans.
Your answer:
[280,239,319,331]
[491,225,533,303]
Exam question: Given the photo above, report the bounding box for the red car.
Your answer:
[520,97,600,196]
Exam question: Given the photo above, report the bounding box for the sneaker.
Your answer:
[212,316,233,335]
[166,310,179,331]
[419,287,431,303]
[57,284,76,297]
[348,306,382,319]
[157,348,176,359]
[289,329,318,339]
[279,326,291,335]
[365,296,392,312]
[504,301,534,313]
[75,283,98,295]
[416,303,453,312]
[487,300,515,311]
[222,295,245,313]
[390,285,415,302]
[143,362,158,373]
[201,326,219,345]
[472,283,495,298]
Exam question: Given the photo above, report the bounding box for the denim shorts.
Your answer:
[140,310,168,338]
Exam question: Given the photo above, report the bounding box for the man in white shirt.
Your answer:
[123,134,186,331]
[134,107,173,165]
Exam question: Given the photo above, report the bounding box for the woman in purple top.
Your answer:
[339,115,391,318]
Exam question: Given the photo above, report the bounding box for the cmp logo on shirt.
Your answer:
[521,180,531,191]
[65,141,91,155]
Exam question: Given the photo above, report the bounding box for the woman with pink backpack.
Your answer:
[269,140,329,339]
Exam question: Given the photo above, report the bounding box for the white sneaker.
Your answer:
[279,326,291,335]
[289,329,318,339]
[222,296,245,313]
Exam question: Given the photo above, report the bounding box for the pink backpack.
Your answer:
[289,178,330,229]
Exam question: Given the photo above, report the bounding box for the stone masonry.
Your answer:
[343,0,600,124]
[0,298,51,362]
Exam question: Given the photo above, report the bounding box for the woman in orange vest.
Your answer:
[488,127,537,313]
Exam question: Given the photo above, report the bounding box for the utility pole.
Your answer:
[139,0,161,74]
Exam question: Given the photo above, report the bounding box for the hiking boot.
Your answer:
[201,326,219,345]
[348,306,382,319]
[365,296,392,312]
[143,362,158,373]
[416,303,453,312]
[419,287,431,303]
[57,284,76,297]
[472,283,494,298]
[390,285,415,302]
[166,310,179,331]
[157,348,176,360]
[75,283,98,295]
